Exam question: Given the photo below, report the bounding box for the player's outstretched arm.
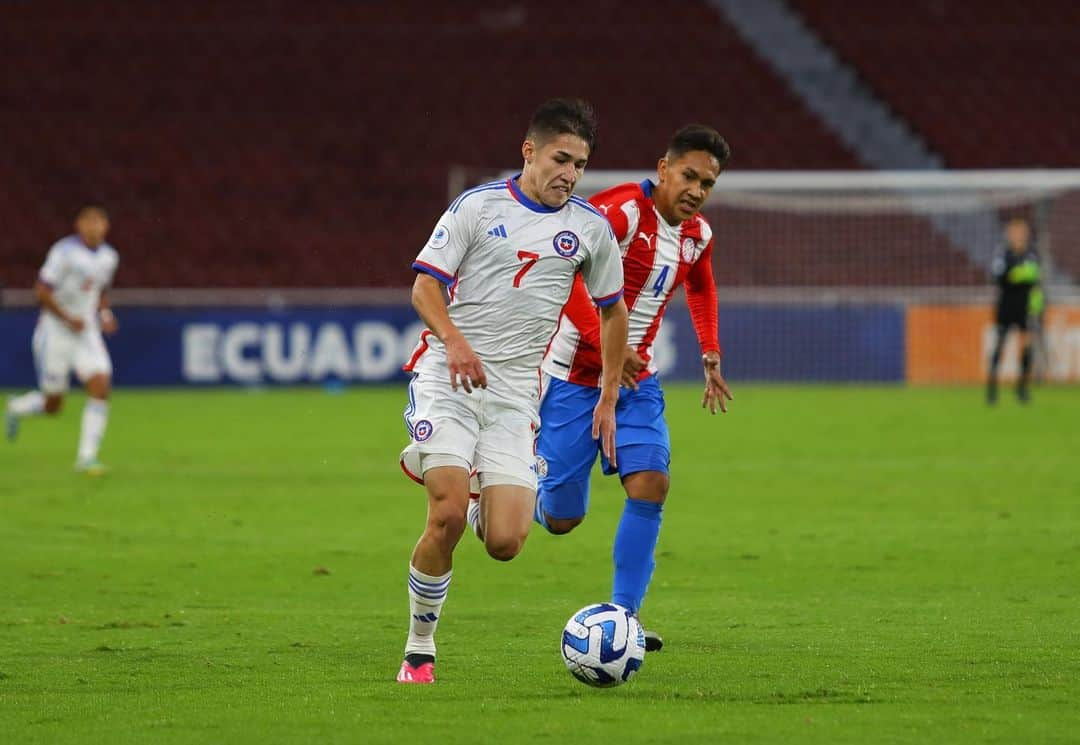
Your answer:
[411,273,486,392]
[593,298,628,465]
[34,280,84,332]
[685,243,730,414]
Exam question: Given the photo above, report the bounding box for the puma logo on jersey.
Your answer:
[637,231,654,246]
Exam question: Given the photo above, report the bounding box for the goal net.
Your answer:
[489,168,1080,385]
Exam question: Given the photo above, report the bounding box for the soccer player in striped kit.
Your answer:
[6,205,119,474]
[533,125,733,650]
[395,99,628,683]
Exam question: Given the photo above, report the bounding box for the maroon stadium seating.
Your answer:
[789,0,1080,281]
[2,1,1075,289]
[703,205,987,287]
[0,0,860,289]
[789,1,1080,169]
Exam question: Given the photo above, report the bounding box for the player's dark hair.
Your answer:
[666,125,731,168]
[76,204,109,220]
[526,98,598,153]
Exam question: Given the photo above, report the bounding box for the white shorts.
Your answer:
[399,372,540,491]
[32,319,112,394]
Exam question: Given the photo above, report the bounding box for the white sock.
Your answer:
[8,391,45,417]
[77,398,109,462]
[466,497,483,539]
[405,564,452,658]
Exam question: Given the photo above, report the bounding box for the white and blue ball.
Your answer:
[561,603,645,687]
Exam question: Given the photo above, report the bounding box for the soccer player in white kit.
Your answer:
[395,99,629,683]
[5,206,119,475]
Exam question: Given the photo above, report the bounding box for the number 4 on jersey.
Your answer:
[652,265,671,297]
[514,250,540,288]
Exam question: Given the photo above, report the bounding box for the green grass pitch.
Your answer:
[2,384,1079,744]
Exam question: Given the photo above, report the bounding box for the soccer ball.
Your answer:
[561,603,645,687]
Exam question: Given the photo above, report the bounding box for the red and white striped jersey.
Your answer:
[542,180,721,387]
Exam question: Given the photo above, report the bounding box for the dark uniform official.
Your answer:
[987,218,1041,404]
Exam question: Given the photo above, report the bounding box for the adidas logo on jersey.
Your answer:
[486,224,508,238]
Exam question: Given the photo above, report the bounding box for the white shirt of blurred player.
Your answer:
[37,235,119,327]
[407,178,624,393]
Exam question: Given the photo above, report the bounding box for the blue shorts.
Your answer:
[536,375,671,520]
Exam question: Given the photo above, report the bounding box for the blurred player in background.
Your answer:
[395,99,628,683]
[530,125,733,650]
[5,206,119,473]
[987,217,1041,404]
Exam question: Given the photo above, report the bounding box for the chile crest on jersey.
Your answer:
[552,230,580,258]
[413,419,433,442]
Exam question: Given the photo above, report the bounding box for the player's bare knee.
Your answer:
[623,471,669,504]
[86,376,111,400]
[423,493,467,548]
[44,395,64,415]
[484,534,525,562]
[482,521,529,561]
[546,515,584,535]
[428,508,466,546]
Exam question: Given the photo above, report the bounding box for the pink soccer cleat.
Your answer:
[396,659,436,684]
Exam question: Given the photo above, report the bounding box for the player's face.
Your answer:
[652,149,721,223]
[521,133,590,208]
[1006,220,1030,253]
[76,210,110,248]
[654,150,721,224]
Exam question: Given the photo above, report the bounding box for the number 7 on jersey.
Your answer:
[514,250,540,288]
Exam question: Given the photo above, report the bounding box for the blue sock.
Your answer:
[612,499,663,614]
[534,492,552,532]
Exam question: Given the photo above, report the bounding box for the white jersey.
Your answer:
[38,235,119,325]
[405,176,624,393]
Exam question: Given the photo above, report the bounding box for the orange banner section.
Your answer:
[906,306,988,384]
[907,305,1080,384]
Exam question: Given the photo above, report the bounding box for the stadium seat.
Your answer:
[0,0,864,289]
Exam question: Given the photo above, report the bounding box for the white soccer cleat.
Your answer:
[74,458,108,476]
